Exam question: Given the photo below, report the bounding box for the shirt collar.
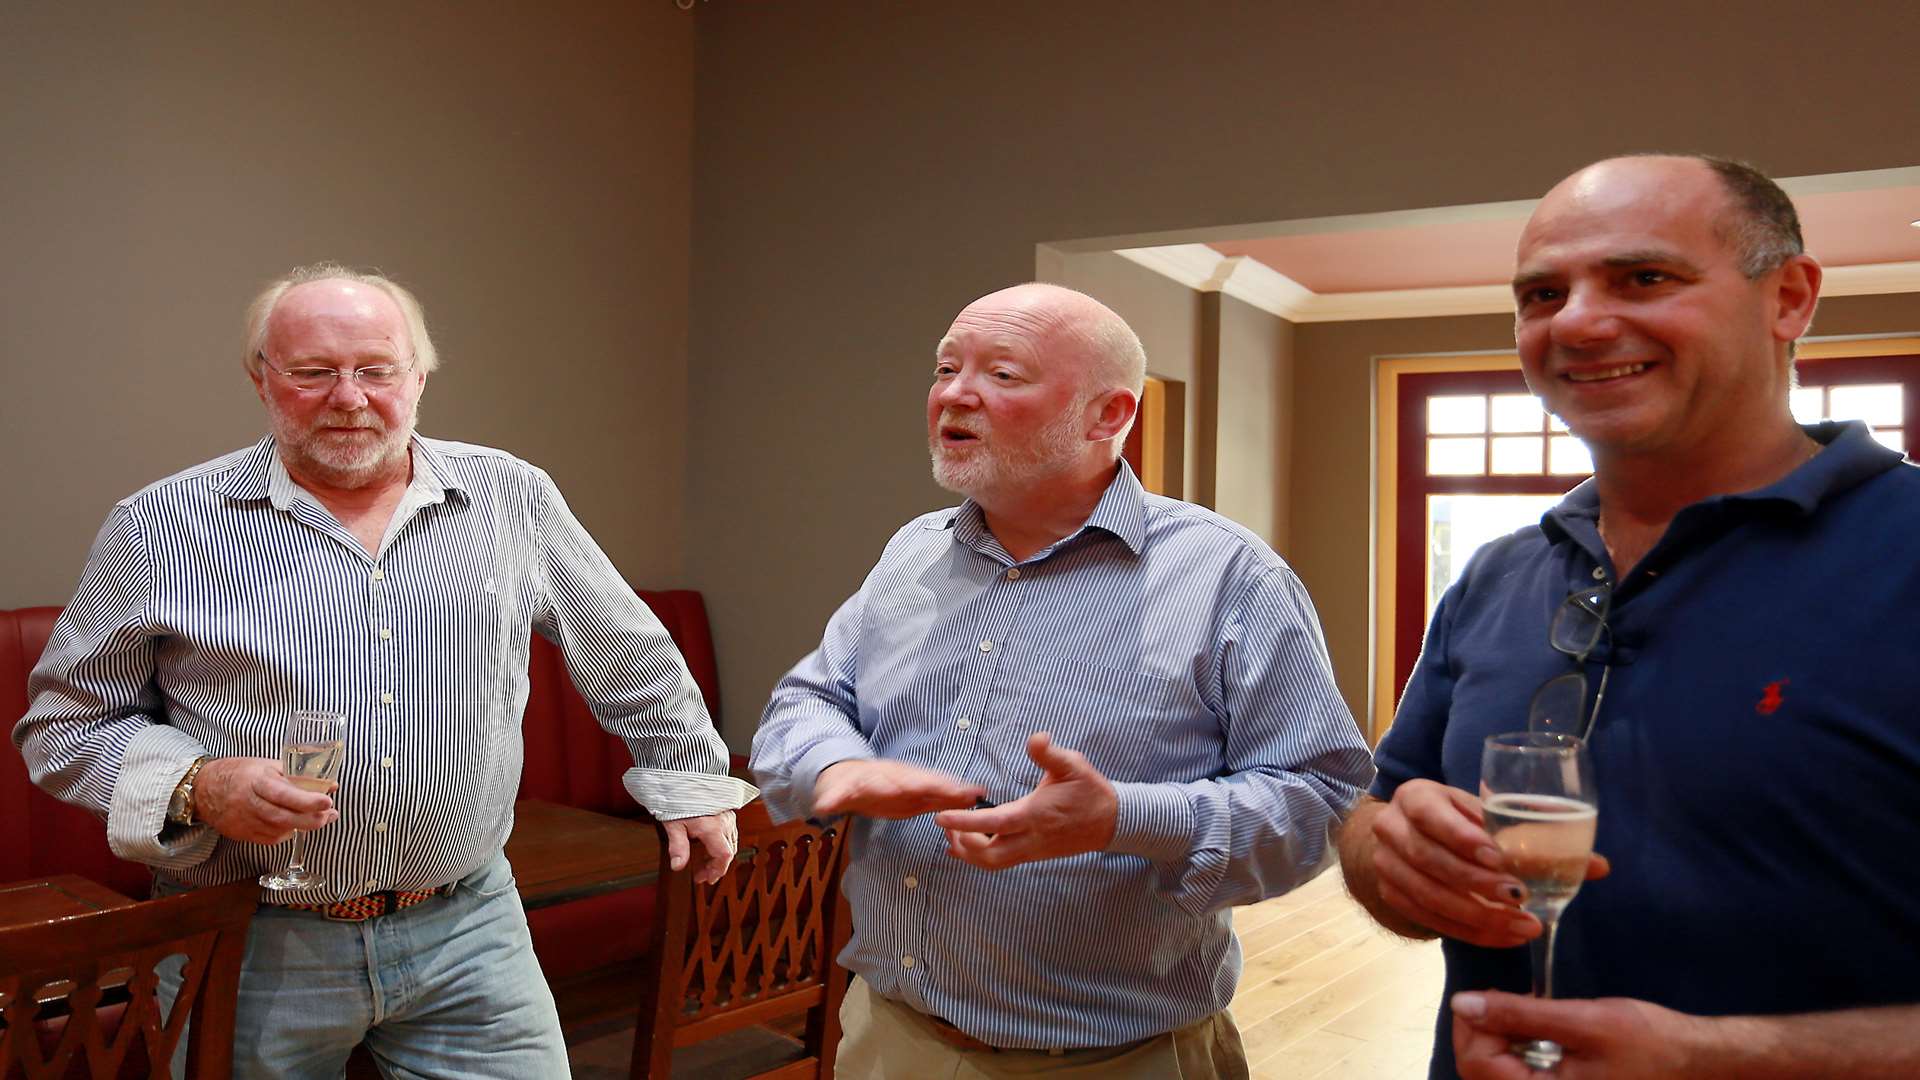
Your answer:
[1539,420,1900,543]
[210,433,467,509]
[937,462,1149,561]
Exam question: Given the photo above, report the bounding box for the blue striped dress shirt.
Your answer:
[751,464,1374,1049]
[16,435,754,903]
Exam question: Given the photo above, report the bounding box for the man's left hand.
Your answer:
[1452,989,1709,1079]
[662,809,738,886]
[933,732,1116,870]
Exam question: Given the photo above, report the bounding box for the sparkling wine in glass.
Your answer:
[1481,731,1597,1072]
[259,710,346,891]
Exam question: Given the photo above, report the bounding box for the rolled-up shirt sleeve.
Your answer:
[530,469,755,819]
[14,505,219,867]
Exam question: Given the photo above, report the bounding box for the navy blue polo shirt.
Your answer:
[1374,421,1920,1080]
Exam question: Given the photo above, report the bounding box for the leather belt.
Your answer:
[922,1014,1008,1054]
[276,883,457,922]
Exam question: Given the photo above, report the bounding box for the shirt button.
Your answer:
[956,717,971,730]
[381,692,394,704]
[381,757,394,769]
[901,956,916,969]
[379,628,392,640]
[1006,568,1021,580]
[1592,566,1605,580]
[372,569,384,581]
[978,640,993,653]
[375,821,388,833]
[366,879,379,890]
[904,875,919,889]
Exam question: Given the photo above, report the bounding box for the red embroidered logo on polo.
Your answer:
[1756,679,1789,716]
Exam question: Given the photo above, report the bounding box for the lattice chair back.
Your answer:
[631,801,853,1079]
[0,878,255,1079]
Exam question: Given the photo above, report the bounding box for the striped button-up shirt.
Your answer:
[751,464,1374,1049]
[17,435,753,903]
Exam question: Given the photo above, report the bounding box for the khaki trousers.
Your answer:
[835,977,1250,1079]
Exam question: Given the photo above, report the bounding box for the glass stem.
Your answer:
[1531,913,1562,999]
[286,829,306,876]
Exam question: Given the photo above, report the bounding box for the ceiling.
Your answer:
[1116,166,1920,323]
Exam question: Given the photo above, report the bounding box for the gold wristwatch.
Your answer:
[166,755,211,827]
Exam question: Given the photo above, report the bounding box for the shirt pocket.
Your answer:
[994,655,1179,785]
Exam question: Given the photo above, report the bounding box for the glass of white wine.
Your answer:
[259,709,347,891]
[1480,731,1597,1072]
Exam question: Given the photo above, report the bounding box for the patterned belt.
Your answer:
[275,883,457,922]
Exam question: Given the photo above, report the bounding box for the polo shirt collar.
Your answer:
[1540,420,1899,544]
[940,462,1148,562]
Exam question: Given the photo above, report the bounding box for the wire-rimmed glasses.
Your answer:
[1528,583,1612,740]
[258,351,417,394]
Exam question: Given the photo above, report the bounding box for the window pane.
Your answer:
[1828,383,1902,428]
[1490,436,1545,474]
[1490,394,1546,432]
[1427,437,1485,475]
[1549,435,1594,475]
[1548,412,1569,433]
[1427,494,1568,621]
[1789,386,1825,424]
[1872,428,1905,454]
[1428,395,1487,435]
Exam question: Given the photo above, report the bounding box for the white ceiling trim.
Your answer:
[1116,245,1920,324]
[1822,261,1920,296]
[1115,244,1511,321]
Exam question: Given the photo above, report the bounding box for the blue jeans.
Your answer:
[159,852,568,1079]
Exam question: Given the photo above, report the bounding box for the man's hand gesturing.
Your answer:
[812,760,985,819]
[934,732,1117,870]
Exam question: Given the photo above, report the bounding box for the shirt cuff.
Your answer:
[1107,781,1196,862]
[108,725,219,870]
[624,767,759,820]
[777,737,877,824]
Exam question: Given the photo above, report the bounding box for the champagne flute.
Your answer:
[1480,731,1597,1072]
[259,709,347,891]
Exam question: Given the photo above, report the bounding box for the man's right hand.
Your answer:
[812,759,985,820]
[1360,779,1607,949]
[193,757,338,845]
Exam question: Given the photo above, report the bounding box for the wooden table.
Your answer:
[504,798,661,910]
[0,874,137,930]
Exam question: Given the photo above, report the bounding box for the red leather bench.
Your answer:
[2,591,728,983]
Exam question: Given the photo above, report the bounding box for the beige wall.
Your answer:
[1215,295,1294,551]
[689,0,1920,742]
[1,4,695,606]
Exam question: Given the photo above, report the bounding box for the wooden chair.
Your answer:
[631,802,852,1079]
[0,878,256,1079]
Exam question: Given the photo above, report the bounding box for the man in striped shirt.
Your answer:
[16,263,754,1076]
[751,283,1375,1077]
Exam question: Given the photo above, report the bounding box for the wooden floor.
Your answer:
[570,865,1442,1078]
[1232,867,1443,1079]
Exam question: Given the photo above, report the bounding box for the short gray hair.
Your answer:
[243,262,438,378]
[1696,155,1805,279]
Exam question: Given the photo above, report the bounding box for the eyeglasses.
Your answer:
[258,352,416,393]
[1528,582,1611,742]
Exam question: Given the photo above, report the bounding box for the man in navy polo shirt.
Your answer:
[1340,154,1920,1078]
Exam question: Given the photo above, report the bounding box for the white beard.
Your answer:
[266,396,416,490]
[929,403,1085,501]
